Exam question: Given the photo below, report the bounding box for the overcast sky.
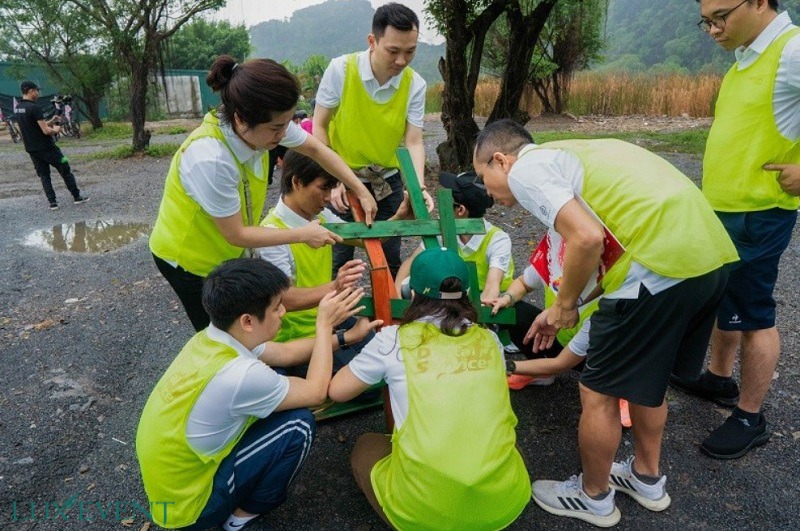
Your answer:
[211,0,443,43]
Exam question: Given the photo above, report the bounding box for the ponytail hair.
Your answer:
[206,55,300,127]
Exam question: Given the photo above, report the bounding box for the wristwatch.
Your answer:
[505,359,516,374]
[336,329,348,348]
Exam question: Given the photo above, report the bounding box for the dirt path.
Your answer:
[0,116,797,530]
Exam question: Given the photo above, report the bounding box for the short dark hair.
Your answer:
[372,3,419,38]
[202,258,290,331]
[400,277,477,336]
[279,151,338,196]
[474,119,534,162]
[206,55,300,128]
[694,0,777,9]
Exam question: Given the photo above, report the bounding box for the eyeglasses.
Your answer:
[697,0,748,32]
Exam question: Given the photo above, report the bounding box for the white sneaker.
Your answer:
[609,456,671,511]
[532,474,621,527]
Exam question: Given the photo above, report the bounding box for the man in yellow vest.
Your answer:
[669,0,800,460]
[136,258,374,530]
[257,151,409,368]
[313,3,432,278]
[473,119,738,527]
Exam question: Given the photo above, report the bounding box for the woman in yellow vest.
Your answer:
[150,55,377,331]
[329,248,531,530]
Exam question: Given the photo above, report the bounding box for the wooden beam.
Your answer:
[325,218,485,239]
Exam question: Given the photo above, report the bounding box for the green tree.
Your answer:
[164,19,250,70]
[67,0,225,152]
[0,0,114,129]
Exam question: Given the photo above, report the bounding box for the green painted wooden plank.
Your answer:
[396,147,439,249]
[437,189,459,251]
[325,218,485,239]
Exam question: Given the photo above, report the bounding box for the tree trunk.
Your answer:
[129,64,151,152]
[488,0,559,124]
[81,96,103,129]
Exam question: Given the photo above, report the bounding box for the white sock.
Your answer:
[223,512,258,531]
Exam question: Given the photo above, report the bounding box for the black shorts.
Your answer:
[579,268,727,407]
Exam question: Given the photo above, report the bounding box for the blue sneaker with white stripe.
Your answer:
[532,474,621,527]
[609,456,671,511]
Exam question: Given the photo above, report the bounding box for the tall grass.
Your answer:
[426,72,722,117]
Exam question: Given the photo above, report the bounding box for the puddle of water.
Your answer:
[23,220,151,253]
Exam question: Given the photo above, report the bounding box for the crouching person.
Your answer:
[329,248,530,530]
[136,258,371,530]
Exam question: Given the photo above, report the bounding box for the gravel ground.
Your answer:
[0,116,798,530]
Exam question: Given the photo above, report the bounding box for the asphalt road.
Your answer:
[0,124,798,530]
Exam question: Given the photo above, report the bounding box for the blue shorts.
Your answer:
[716,208,797,331]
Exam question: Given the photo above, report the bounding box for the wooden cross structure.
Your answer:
[324,148,516,427]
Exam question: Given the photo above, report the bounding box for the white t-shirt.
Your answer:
[734,11,800,140]
[179,120,307,218]
[316,50,427,129]
[508,144,681,300]
[421,219,512,274]
[348,317,505,429]
[185,324,289,455]
[256,197,344,280]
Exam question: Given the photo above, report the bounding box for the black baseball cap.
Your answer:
[439,170,494,218]
[20,80,40,93]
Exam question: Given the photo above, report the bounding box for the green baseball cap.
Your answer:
[409,247,470,300]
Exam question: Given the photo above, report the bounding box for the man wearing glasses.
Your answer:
[670,0,800,460]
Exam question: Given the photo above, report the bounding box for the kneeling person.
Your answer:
[136,258,371,530]
[258,151,408,370]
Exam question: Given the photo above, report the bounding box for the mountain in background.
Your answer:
[249,0,444,84]
[601,0,800,73]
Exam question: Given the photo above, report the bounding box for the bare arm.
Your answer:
[213,215,341,249]
[312,104,333,146]
[394,245,423,295]
[272,288,366,410]
[328,365,371,403]
[404,123,434,212]
[549,199,604,329]
[37,118,60,136]
[513,346,584,377]
[282,259,366,312]
[480,267,505,305]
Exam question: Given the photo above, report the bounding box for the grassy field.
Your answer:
[427,72,722,119]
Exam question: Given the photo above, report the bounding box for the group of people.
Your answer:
[133,1,799,529]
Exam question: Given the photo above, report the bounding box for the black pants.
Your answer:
[153,254,209,332]
[29,146,81,204]
[501,300,564,360]
[331,173,404,278]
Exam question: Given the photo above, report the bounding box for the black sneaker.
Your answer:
[73,195,90,204]
[701,413,770,459]
[669,370,739,407]
[49,202,59,210]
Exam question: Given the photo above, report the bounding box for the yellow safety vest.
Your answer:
[136,331,257,528]
[534,140,739,285]
[458,225,515,292]
[372,322,530,530]
[150,111,270,277]
[328,53,413,170]
[704,28,800,212]
[261,210,332,342]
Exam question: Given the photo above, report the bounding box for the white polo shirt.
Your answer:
[509,144,681,300]
[256,197,345,280]
[185,324,289,455]
[316,50,427,129]
[734,11,800,140]
[179,120,307,218]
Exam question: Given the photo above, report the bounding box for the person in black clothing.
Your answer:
[14,80,88,210]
